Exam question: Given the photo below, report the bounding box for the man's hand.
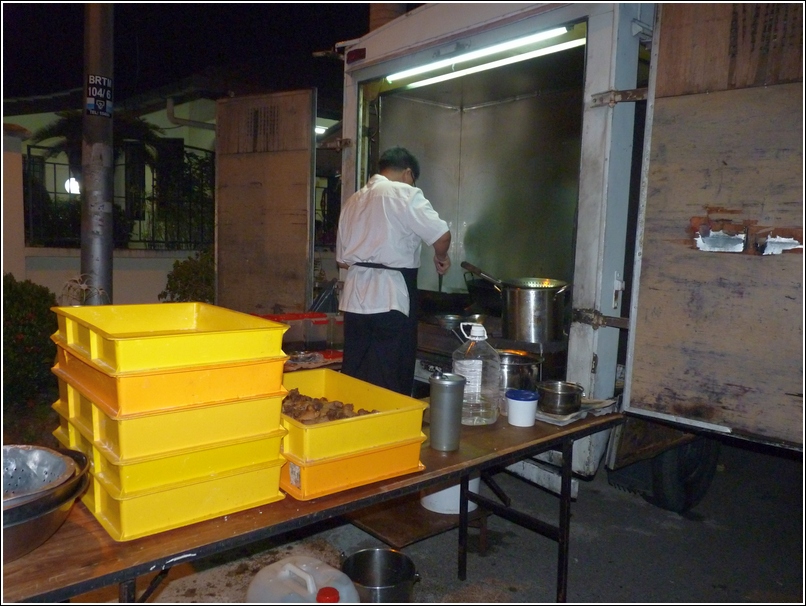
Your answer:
[434,254,451,275]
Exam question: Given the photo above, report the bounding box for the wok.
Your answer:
[418,289,471,315]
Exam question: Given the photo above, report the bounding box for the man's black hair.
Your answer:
[378,146,420,181]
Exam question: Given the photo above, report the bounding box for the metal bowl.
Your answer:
[3,445,77,509]
[3,472,88,563]
[536,380,584,416]
[3,449,89,525]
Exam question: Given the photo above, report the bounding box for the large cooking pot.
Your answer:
[461,262,571,343]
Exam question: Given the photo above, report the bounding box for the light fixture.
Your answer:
[386,27,569,84]
[64,177,80,194]
[405,38,586,89]
[315,126,327,135]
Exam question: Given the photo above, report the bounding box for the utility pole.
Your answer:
[81,4,114,304]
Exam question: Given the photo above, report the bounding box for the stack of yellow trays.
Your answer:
[50,303,289,541]
[280,369,427,501]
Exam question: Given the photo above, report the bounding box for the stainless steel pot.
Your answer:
[460,262,570,344]
[498,350,543,393]
[536,380,583,415]
[501,278,570,344]
[342,548,420,602]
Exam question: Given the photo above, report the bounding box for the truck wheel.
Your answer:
[644,437,721,513]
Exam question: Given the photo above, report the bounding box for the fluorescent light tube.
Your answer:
[386,27,569,83]
[405,38,586,89]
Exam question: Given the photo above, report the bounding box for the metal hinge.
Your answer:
[590,87,648,108]
[573,308,630,330]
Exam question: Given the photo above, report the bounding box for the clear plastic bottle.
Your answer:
[452,323,501,426]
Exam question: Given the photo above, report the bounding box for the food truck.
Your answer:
[215,3,801,512]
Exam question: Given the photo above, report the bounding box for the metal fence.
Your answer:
[23,144,215,251]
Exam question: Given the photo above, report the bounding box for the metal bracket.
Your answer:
[590,87,648,108]
[572,308,630,330]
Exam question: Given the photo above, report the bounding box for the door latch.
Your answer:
[573,308,630,330]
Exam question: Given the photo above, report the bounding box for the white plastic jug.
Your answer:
[246,555,359,603]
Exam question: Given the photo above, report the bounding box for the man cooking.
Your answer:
[336,146,451,395]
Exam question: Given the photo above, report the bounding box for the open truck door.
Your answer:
[610,3,803,511]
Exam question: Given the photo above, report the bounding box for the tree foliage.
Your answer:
[158,250,215,303]
[2,274,58,409]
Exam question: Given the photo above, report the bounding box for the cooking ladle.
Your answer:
[460,261,503,287]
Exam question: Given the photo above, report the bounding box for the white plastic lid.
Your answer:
[461,322,487,340]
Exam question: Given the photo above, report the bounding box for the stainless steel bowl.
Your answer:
[3,472,88,563]
[3,445,77,509]
[536,380,584,416]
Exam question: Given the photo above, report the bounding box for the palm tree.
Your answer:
[28,109,165,182]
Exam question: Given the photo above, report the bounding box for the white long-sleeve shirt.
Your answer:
[336,174,449,316]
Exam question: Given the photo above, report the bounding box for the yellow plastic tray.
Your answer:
[53,344,287,418]
[82,458,285,541]
[54,421,285,498]
[54,382,285,462]
[52,302,288,373]
[280,434,426,501]
[281,370,426,462]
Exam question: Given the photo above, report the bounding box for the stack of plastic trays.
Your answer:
[279,369,427,501]
[50,302,290,541]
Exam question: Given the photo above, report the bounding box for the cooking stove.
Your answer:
[413,316,568,397]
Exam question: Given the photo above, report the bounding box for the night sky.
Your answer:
[2,3,371,103]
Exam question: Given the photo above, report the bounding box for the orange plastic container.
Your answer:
[280,434,426,501]
[53,344,287,417]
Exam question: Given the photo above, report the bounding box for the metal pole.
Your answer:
[81,3,114,304]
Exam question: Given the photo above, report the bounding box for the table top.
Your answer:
[2,412,622,603]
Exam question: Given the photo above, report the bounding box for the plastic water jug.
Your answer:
[452,323,501,425]
[246,555,359,603]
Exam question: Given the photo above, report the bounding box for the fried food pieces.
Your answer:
[282,388,379,424]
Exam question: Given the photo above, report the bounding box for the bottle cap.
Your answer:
[316,586,340,602]
[469,324,486,339]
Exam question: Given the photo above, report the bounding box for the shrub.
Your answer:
[2,274,58,409]
[158,250,215,303]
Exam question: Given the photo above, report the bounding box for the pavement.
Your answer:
[72,436,803,603]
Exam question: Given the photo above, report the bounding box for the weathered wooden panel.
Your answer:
[656,3,803,98]
[630,83,803,446]
[217,90,314,155]
[216,91,314,315]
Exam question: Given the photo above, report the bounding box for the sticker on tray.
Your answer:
[289,462,301,488]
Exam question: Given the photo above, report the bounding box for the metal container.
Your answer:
[498,350,543,392]
[502,279,570,344]
[536,380,583,416]
[428,371,465,451]
[3,445,77,509]
[3,449,89,564]
[342,548,420,602]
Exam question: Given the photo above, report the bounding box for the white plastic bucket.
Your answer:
[246,555,359,603]
[419,476,481,514]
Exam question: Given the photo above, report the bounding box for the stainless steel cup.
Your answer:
[429,371,466,451]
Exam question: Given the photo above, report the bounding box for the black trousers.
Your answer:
[341,267,419,396]
[342,310,417,395]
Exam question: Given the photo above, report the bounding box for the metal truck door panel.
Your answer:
[216,90,316,314]
[625,5,803,448]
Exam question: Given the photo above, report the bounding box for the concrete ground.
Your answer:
[73,437,803,603]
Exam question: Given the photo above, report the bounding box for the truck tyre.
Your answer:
[645,437,721,513]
